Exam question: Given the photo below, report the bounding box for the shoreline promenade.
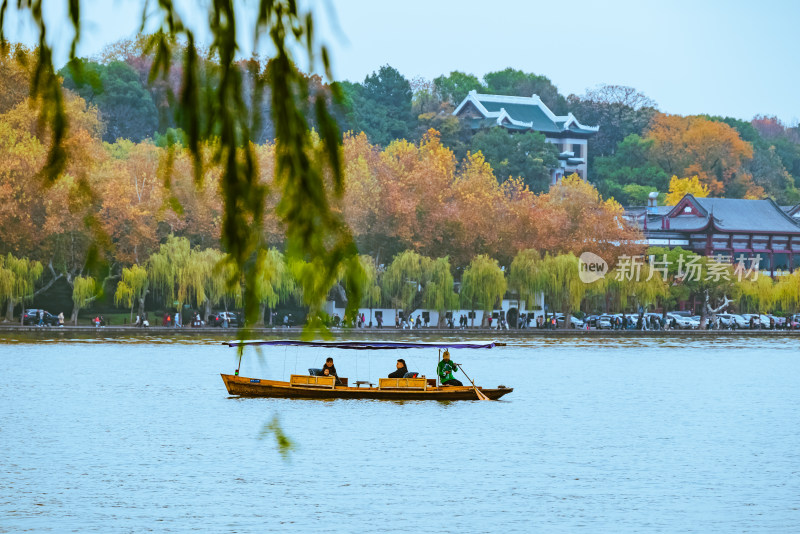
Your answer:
[2,324,799,337]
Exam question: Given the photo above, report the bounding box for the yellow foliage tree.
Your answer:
[665,175,710,205]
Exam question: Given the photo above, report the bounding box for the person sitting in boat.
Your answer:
[388,358,408,378]
[321,357,344,385]
[437,350,463,386]
[322,357,337,375]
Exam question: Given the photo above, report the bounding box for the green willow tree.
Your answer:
[382,250,427,320]
[422,257,458,327]
[71,275,96,325]
[114,264,150,323]
[0,253,43,322]
[737,275,775,314]
[355,254,381,326]
[184,248,242,322]
[598,271,667,315]
[148,235,192,312]
[254,248,295,326]
[533,253,585,328]
[508,249,541,318]
[460,255,506,327]
[773,271,800,314]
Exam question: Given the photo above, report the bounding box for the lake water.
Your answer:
[1,333,799,532]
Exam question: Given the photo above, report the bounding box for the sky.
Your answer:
[3,0,799,124]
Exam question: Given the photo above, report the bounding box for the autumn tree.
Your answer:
[665,175,710,205]
[646,113,755,196]
[0,44,34,114]
[530,174,642,260]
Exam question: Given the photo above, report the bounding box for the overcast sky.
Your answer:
[4,0,798,123]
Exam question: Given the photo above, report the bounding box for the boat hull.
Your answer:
[221,374,512,401]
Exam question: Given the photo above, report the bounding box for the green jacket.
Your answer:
[437,359,459,382]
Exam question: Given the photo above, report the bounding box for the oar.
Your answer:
[456,363,490,401]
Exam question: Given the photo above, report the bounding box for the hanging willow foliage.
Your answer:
[460,255,507,319]
[254,247,295,325]
[422,257,458,325]
[0,1,364,334]
[1,253,43,321]
[148,235,192,307]
[508,249,542,308]
[531,253,585,321]
[382,250,425,313]
[72,275,96,308]
[356,255,381,309]
[114,264,150,322]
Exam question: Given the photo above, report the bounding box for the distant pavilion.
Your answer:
[453,90,599,183]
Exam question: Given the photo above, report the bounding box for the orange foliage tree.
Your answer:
[646,113,757,196]
[529,174,643,264]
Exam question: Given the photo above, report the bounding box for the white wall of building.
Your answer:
[325,293,546,328]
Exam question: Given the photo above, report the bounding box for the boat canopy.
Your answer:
[225,340,504,350]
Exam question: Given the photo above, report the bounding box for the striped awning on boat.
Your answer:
[225,340,503,350]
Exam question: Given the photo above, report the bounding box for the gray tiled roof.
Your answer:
[694,197,800,233]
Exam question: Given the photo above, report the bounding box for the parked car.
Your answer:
[22,309,58,326]
[740,314,764,329]
[596,314,614,329]
[717,313,748,329]
[556,314,585,328]
[666,313,698,329]
[584,315,600,328]
[208,311,241,327]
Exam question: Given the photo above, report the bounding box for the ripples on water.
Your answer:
[1,333,798,532]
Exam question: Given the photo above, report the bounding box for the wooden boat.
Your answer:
[222,340,513,401]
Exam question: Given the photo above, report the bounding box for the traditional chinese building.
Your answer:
[627,193,800,275]
[453,91,599,183]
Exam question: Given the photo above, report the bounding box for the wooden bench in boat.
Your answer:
[290,374,337,388]
[378,377,428,390]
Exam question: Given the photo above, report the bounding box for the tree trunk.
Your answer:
[71,306,80,326]
[256,302,266,326]
[6,298,15,323]
[137,296,146,320]
[269,307,274,326]
[204,300,212,323]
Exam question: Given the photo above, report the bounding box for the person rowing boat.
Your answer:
[437,350,463,386]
